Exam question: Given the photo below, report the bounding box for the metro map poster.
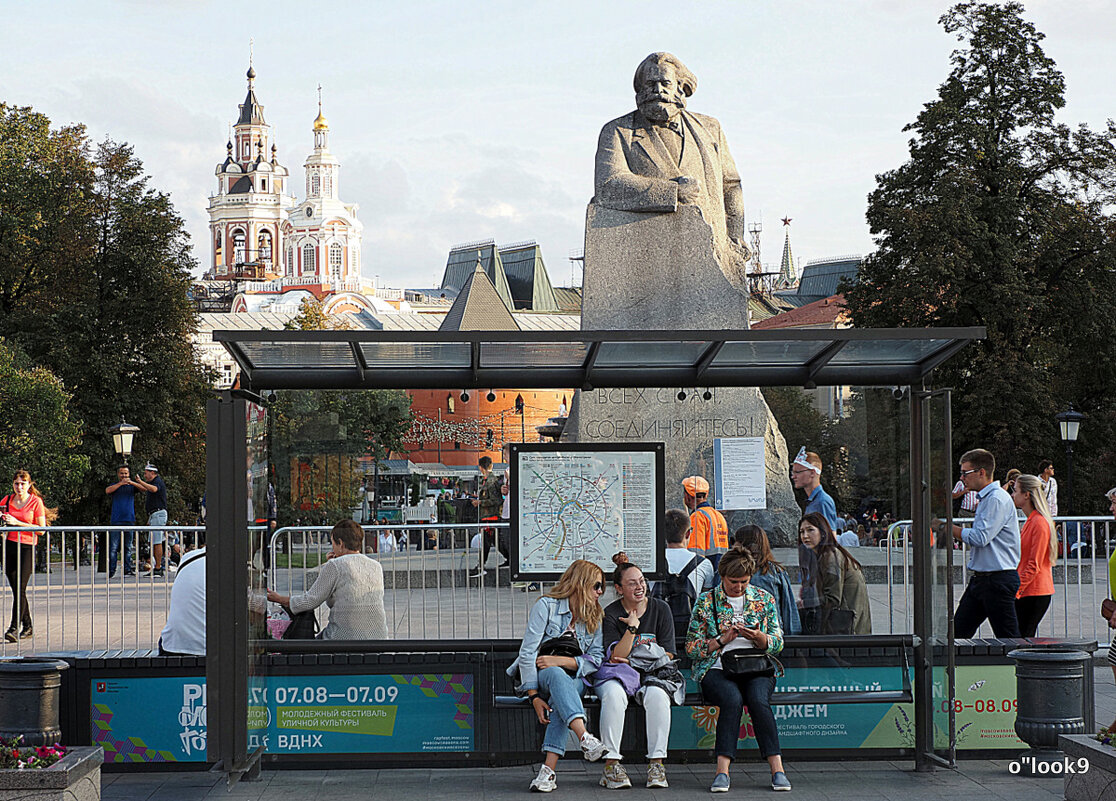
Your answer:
[510,443,665,581]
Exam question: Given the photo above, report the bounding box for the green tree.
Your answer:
[842,1,1116,512]
[0,338,88,512]
[0,107,213,522]
[270,390,413,521]
[0,105,92,323]
[285,297,351,331]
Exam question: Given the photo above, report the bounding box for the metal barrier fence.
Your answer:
[0,525,207,655]
[6,516,1113,653]
[267,524,546,640]
[881,516,1114,641]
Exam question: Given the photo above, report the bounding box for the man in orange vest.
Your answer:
[683,476,729,553]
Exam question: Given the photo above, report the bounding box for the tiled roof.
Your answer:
[750,294,847,330]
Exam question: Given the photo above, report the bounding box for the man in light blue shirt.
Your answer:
[792,447,840,532]
[946,448,1021,638]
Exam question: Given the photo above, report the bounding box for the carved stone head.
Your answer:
[633,52,697,122]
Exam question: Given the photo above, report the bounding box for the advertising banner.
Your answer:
[668,664,1025,751]
[91,672,474,763]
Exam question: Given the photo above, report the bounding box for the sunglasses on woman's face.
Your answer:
[593,582,604,593]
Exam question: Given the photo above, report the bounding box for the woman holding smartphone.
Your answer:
[685,545,790,793]
[508,559,607,793]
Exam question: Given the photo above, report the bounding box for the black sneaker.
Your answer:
[19,624,32,640]
[3,628,16,643]
[123,571,135,577]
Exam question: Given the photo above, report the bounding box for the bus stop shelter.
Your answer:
[207,326,984,782]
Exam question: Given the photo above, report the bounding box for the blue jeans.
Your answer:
[700,668,781,761]
[108,528,134,576]
[537,666,588,755]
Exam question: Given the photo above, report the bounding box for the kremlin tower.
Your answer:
[280,89,364,283]
[206,63,293,280]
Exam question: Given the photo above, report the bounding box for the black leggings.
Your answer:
[1014,594,1052,638]
[4,539,33,630]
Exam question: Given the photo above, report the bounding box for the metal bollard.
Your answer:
[0,657,70,746]
[1008,648,1090,760]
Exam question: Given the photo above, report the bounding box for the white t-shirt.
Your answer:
[711,594,747,671]
[662,548,715,596]
[160,548,206,655]
[377,533,396,553]
[837,531,860,548]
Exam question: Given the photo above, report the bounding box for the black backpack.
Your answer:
[651,554,703,651]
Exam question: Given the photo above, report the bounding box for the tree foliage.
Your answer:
[842,2,1116,512]
[0,104,212,522]
[285,297,351,331]
[0,339,88,511]
[270,390,413,520]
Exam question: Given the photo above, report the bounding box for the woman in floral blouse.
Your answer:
[685,545,790,793]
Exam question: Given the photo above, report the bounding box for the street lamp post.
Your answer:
[103,419,139,572]
[1055,406,1084,516]
[109,419,140,464]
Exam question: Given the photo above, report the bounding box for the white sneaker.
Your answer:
[600,762,632,789]
[468,570,487,579]
[646,762,669,789]
[580,732,605,762]
[530,766,556,793]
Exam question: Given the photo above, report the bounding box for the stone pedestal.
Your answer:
[569,203,799,544]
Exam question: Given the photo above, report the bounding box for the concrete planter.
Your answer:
[1060,735,1116,800]
[0,658,69,746]
[0,746,103,801]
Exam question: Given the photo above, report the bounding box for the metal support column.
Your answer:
[206,392,254,780]
[911,384,933,771]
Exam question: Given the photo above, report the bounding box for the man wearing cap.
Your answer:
[792,448,840,532]
[682,476,729,554]
[133,463,168,577]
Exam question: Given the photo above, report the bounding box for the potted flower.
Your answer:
[0,736,103,801]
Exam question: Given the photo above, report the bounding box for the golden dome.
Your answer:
[313,110,329,131]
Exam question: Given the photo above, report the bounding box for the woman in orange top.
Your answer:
[1,470,48,642]
[1012,473,1058,637]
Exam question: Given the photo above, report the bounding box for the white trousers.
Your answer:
[597,679,671,760]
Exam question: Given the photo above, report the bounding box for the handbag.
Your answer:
[714,605,783,678]
[538,629,582,675]
[281,607,319,639]
[821,607,855,635]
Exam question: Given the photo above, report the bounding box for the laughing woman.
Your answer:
[509,559,607,793]
[597,561,676,790]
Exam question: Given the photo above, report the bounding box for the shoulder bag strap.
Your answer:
[680,554,702,579]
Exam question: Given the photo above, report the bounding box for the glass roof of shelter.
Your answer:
[214,328,984,391]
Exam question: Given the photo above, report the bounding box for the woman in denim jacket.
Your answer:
[685,546,790,793]
[508,559,606,792]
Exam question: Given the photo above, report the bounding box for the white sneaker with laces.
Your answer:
[646,762,669,788]
[600,762,632,789]
[580,732,605,761]
[530,766,556,793]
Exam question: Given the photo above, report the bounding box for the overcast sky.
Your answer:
[2,1,1114,288]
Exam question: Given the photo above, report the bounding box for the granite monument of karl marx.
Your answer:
[568,52,799,541]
